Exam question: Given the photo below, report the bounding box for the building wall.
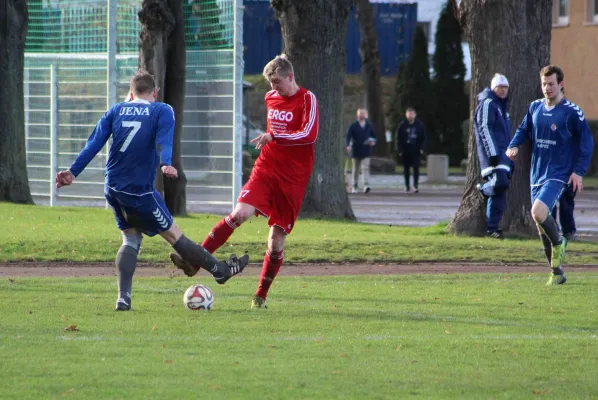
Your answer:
[551,0,598,119]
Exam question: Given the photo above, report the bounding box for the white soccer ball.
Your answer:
[183,284,214,310]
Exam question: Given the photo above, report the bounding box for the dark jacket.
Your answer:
[474,88,513,178]
[346,119,376,159]
[396,119,426,154]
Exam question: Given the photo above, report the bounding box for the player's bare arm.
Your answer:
[506,147,518,160]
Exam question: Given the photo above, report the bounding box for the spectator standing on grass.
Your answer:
[346,108,376,193]
[55,71,247,311]
[396,107,426,193]
[474,73,513,239]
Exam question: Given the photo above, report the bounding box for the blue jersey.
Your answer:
[69,99,175,194]
[509,97,594,186]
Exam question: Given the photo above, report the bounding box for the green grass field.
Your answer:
[3,202,598,398]
[1,274,598,399]
[2,202,598,265]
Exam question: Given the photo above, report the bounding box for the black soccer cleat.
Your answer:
[115,296,131,311]
[214,254,250,285]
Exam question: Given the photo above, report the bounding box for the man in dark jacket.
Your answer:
[475,73,513,239]
[346,108,376,193]
[396,107,426,193]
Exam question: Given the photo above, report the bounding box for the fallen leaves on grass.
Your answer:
[164,360,173,364]
[395,345,402,351]
[209,385,221,390]
[64,325,79,332]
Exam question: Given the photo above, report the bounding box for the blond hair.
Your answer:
[263,54,294,80]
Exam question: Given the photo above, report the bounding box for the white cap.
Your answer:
[491,73,509,90]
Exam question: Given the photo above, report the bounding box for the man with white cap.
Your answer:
[473,73,514,239]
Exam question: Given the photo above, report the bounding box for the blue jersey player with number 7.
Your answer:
[507,65,593,286]
[55,71,248,311]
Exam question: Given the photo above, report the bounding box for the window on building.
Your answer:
[554,0,569,25]
[417,22,431,43]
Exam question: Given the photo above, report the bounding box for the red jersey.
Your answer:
[253,87,319,186]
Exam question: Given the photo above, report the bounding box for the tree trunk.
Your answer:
[138,0,187,216]
[448,0,551,236]
[355,0,387,157]
[0,0,33,204]
[271,0,355,219]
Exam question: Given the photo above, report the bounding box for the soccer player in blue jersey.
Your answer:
[55,71,248,310]
[507,65,594,285]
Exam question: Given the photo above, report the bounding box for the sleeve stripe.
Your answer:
[272,91,317,140]
[482,99,497,156]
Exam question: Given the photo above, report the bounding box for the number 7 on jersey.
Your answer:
[120,121,142,152]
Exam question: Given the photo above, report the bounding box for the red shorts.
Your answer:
[237,171,306,234]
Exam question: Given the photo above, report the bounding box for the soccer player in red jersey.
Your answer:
[171,55,319,308]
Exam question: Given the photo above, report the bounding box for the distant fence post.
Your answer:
[50,64,59,207]
[106,0,118,209]
[24,68,30,154]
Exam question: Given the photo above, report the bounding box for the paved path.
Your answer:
[348,175,598,239]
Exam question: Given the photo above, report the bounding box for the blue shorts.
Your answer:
[105,187,173,237]
[531,180,566,211]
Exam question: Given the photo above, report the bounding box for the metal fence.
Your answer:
[24,0,244,214]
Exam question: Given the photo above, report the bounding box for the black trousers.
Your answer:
[402,152,420,189]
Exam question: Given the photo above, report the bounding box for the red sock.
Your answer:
[255,249,284,300]
[201,214,240,254]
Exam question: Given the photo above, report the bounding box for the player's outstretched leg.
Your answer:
[115,230,142,311]
[171,235,249,284]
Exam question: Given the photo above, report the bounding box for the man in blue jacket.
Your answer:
[474,74,513,239]
[346,108,376,193]
[507,65,594,285]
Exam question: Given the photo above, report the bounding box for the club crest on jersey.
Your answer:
[268,109,294,122]
[119,107,150,116]
[551,123,557,131]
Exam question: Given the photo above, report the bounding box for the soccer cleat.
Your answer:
[169,252,200,277]
[115,296,131,311]
[405,187,411,193]
[170,252,249,284]
[414,187,419,193]
[214,254,250,285]
[364,186,371,194]
[546,270,567,285]
[251,295,267,309]
[351,187,358,194]
[551,237,567,269]
[486,230,504,240]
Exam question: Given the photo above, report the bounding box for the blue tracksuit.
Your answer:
[474,88,513,232]
[510,97,594,209]
[69,99,176,236]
